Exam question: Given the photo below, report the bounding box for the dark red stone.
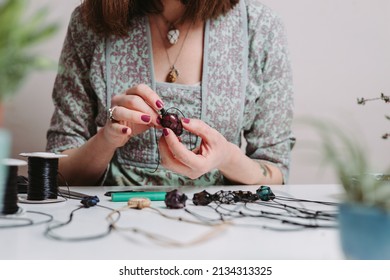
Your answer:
[160,112,183,136]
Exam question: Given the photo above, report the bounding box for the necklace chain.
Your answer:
[160,13,181,28]
[154,16,193,83]
[161,13,182,45]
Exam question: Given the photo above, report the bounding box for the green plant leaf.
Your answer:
[0,0,59,98]
[298,117,390,210]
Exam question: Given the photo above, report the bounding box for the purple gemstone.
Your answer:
[165,189,188,209]
[160,112,183,136]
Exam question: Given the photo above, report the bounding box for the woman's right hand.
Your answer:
[102,84,164,148]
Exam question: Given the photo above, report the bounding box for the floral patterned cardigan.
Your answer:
[46,0,294,186]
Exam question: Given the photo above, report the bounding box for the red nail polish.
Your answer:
[163,128,169,136]
[156,100,164,109]
[182,118,190,124]
[122,127,128,134]
[156,117,161,125]
[141,115,151,123]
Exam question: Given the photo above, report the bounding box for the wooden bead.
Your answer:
[128,198,151,209]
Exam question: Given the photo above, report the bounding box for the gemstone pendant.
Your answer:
[160,112,183,136]
[167,27,180,45]
[166,66,179,83]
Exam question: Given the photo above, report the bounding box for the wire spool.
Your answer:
[0,159,27,215]
[19,152,67,204]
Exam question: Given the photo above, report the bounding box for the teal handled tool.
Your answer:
[111,191,167,202]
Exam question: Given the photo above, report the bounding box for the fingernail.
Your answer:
[182,118,190,124]
[156,100,164,109]
[156,117,161,125]
[141,115,151,123]
[122,127,128,134]
[163,128,169,136]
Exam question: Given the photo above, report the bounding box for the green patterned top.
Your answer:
[46,0,294,186]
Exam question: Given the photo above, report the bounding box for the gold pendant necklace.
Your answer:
[155,16,193,83]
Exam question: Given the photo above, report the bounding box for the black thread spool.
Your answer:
[20,152,67,202]
[0,159,27,215]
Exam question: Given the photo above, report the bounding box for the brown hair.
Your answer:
[81,0,239,36]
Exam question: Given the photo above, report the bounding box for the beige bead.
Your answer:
[128,198,151,209]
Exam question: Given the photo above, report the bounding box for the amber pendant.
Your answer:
[166,66,179,83]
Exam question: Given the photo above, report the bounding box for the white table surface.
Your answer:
[0,184,345,260]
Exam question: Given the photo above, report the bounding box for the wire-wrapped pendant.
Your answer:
[160,109,183,136]
[192,190,214,206]
[166,66,179,83]
[167,27,180,45]
[165,189,188,209]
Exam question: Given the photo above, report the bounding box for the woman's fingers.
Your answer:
[125,84,164,111]
[110,84,164,126]
[158,131,191,171]
[103,122,132,147]
[180,118,219,146]
[160,128,207,177]
[159,118,232,179]
[109,105,152,125]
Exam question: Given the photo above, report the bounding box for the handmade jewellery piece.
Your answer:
[256,186,276,201]
[45,196,116,242]
[151,107,196,173]
[80,196,100,208]
[192,189,262,206]
[167,29,180,45]
[105,194,228,247]
[128,197,151,209]
[154,17,193,83]
[188,186,339,231]
[167,66,179,83]
[164,189,188,209]
[161,14,180,45]
[159,108,183,136]
[192,190,214,206]
[108,106,119,122]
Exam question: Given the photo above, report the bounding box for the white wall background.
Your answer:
[3,0,390,184]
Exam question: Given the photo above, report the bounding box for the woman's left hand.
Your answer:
[158,118,233,179]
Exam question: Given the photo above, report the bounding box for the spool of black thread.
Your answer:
[1,159,27,215]
[27,157,59,200]
[20,152,67,202]
[2,165,19,214]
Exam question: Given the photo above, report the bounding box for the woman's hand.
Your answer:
[103,84,164,148]
[159,117,284,184]
[158,118,234,179]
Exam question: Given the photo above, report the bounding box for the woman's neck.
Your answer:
[161,0,186,22]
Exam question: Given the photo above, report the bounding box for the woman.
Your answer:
[46,0,294,186]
